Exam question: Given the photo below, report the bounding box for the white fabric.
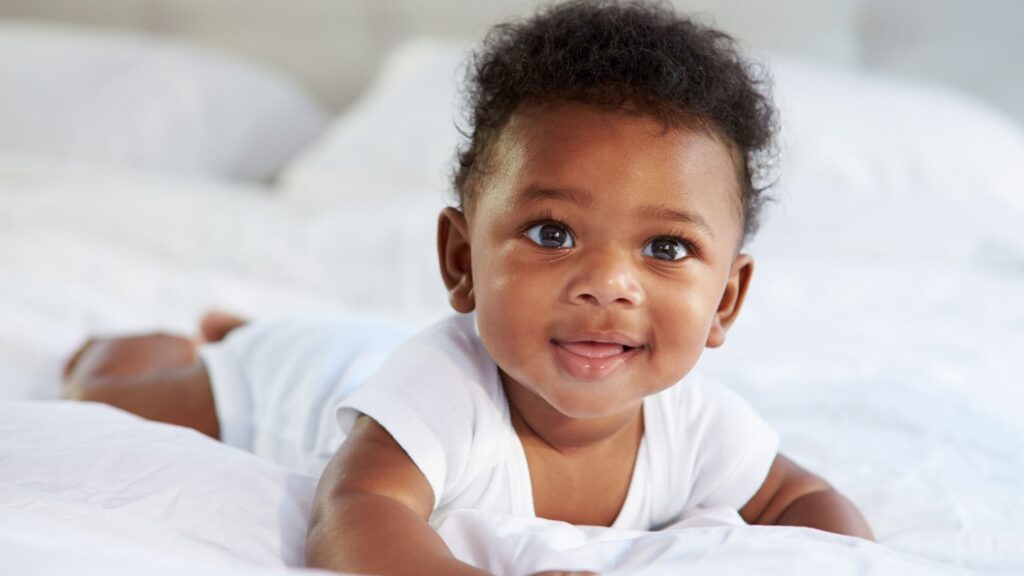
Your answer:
[0,22,329,181]
[0,154,446,402]
[279,38,468,206]
[198,314,409,476]
[337,312,779,529]
[757,56,1024,262]
[435,509,966,576]
[0,401,982,576]
[0,402,319,575]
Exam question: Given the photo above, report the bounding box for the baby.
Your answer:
[64,2,873,574]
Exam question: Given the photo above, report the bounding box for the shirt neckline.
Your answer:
[504,388,651,528]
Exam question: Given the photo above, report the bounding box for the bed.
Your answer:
[1,23,1023,576]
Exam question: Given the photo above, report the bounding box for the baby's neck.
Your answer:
[501,373,644,455]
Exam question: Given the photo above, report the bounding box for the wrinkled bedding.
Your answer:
[0,398,1001,576]
[1,152,1022,574]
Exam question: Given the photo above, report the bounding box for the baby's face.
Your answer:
[442,102,751,421]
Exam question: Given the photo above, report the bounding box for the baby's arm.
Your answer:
[739,453,875,541]
[306,415,488,576]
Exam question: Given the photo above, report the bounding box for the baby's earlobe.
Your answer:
[705,320,726,348]
[707,254,754,348]
[449,283,476,313]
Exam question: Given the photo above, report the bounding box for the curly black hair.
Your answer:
[453,0,778,241]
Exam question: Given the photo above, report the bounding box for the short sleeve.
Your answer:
[336,314,506,510]
[682,376,779,511]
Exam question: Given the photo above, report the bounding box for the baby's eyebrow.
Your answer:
[513,186,715,240]
[513,186,595,210]
[638,204,716,240]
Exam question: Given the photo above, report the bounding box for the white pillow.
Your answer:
[278,38,471,205]
[0,22,329,181]
[753,57,1024,263]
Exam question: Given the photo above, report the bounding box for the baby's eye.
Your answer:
[643,237,689,261]
[525,223,575,249]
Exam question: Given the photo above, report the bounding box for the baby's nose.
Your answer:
[566,249,645,308]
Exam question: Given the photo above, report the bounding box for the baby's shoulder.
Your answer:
[391,313,502,392]
[337,314,514,505]
[355,312,507,425]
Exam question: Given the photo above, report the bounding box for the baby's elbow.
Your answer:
[304,503,338,569]
[779,488,876,541]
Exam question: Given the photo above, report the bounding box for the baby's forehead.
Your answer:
[480,103,746,233]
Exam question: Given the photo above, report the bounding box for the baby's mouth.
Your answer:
[556,341,636,359]
[550,336,645,380]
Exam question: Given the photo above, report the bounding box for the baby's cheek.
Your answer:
[650,305,710,376]
[474,286,536,369]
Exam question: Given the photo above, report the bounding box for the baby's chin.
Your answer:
[523,374,654,421]
[550,400,641,422]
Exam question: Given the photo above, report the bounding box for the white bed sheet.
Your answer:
[0,402,318,576]
[0,155,446,401]
[0,395,1004,576]
[1,152,1022,574]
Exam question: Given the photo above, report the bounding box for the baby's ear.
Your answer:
[706,253,754,348]
[437,207,475,313]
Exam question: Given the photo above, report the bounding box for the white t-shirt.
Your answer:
[337,313,779,530]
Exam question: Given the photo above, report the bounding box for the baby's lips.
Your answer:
[557,341,627,359]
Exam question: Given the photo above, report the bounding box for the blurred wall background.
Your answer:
[0,0,1020,126]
